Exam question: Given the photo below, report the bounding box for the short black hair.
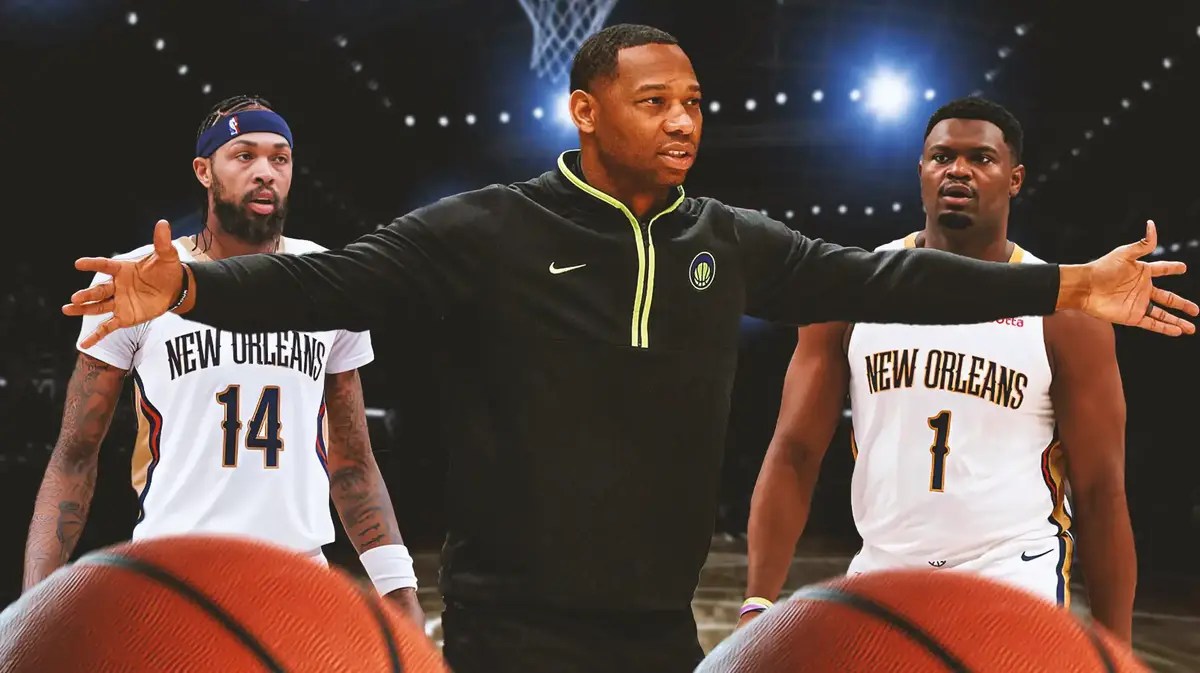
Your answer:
[569,24,679,93]
[924,97,1023,163]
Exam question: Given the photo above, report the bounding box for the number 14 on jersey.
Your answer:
[216,384,285,468]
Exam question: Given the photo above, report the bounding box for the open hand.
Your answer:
[1082,221,1197,335]
[63,220,184,348]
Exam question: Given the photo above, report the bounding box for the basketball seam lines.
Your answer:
[358,585,404,673]
[1085,625,1118,673]
[792,586,972,673]
[79,553,288,673]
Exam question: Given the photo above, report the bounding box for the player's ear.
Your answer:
[1009,163,1025,198]
[570,89,597,135]
[193,157,213,189]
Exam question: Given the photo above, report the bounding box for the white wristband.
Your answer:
[359,544,418,595]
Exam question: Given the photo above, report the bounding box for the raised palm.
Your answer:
[1080,220,1197,335]
[63,220,184,348]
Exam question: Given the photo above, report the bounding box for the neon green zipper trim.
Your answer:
[557,152,686,348]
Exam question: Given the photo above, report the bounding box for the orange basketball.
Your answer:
[700,569,1149,672]
[0,534,448,673]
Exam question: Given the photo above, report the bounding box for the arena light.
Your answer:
[863,70,912,120]
[334,35,348,48]
[351,61,363,73]
[438,116,449,127]
[1163,57,1173,69]
[366,79,379,91]
[849,89,861,102]
[154,38,165,51]
[892,202,902,212]
[381,97,392,109]
[554,93,573,127]
[811,89,824,102]
[1102,116,1112,126]
[745,98,757,111]
[499,111,511,124]
[404,115,415,127]
[998,46,1011,59]
[465,113,476,125]
[708,100,721,113]
[126,12,138,25]
[177,64,188,76]
[201,83,212,95]
[837,204,847,214]
[924,88,936,101]
[775,92,788,105]
[532,106,545,120]
[1141,80,1152,91]
[811,205,821,215]
[784,210,794,220]
[864,206,874,216]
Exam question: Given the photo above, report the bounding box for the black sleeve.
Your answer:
[184,187,503,333]
[734,207,1061,325]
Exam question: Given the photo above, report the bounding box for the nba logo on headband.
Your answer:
[196,109,293,158]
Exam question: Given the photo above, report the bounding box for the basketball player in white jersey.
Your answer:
[23,95,424,625]
[739,98,1135,642]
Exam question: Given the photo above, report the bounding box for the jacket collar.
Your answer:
[548,149,686,223]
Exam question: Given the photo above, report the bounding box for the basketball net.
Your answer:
[518,0,619,87]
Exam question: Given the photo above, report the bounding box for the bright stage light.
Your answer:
[863,70,912,120]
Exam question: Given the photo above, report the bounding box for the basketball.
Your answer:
[700,569,1149,672]
[0,535,448,673]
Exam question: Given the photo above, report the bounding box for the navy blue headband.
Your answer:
[196,109,294,158]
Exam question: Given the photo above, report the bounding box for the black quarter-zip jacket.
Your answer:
[185,150,1060,612]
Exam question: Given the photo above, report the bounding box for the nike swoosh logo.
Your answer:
[1021,549,1054,562]
[549,263,587,275]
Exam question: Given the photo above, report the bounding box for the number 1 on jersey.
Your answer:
[217,385,285,469]
[927,410,952,492]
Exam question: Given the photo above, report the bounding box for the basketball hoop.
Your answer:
[518,0,619,87]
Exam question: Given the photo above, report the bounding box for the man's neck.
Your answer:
[578,149,670,220]
[195,222,279,261]
[918,224,1013,263]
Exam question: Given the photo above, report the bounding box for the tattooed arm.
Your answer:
[324,369,423,624]
[23,353,127,590]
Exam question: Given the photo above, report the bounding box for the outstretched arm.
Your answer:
[66,187,502,345]
[1046,310,1136,642]
[741,322,850,627]
[736,212,1195,334]
[24,353,126,589]
[324,369,423,626]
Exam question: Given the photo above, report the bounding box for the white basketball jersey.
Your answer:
[846,232,1070,564]
[77,236,374,553]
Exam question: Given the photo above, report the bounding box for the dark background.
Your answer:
[1,0,1197,609]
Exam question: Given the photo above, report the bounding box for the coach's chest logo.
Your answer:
[689,251,715,291]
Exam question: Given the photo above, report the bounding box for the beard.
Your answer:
[937,211,974,230]
[210,177,287,244]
